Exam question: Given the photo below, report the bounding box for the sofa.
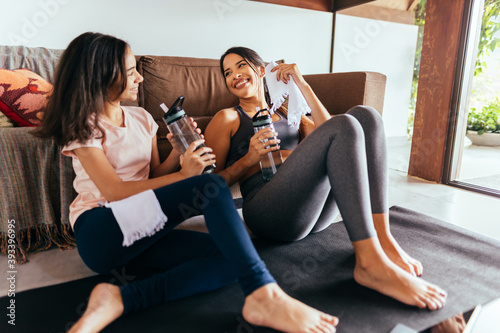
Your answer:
[0,45,386,263]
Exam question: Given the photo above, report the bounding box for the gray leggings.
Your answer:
[241,106,387,242]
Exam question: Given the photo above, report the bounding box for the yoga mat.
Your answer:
[2,206,500,333]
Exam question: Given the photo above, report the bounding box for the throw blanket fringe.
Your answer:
[0,127,76,264]
[0,223,75,264]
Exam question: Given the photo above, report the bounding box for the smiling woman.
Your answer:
[204,45,448,313]
[30,32,339,333]
[100,48,143,127]
[223,54,261,101]
[32,33,137,145]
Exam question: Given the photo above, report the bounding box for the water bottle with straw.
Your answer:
[252,108,283,181]
[160,96,216,174]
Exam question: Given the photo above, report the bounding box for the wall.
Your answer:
[332,14,418,142]
[0,0,333,75]
[1,0,418,141]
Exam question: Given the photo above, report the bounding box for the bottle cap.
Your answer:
[252,108,272,127]
[163,96,186,125]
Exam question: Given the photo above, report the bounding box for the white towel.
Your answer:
[104,190,168,247]
[265,61,311,128]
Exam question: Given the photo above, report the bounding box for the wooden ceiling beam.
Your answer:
[250,0,419,12]
[249,0,392,12]
[362,0,414,11]
[337,2,415,25]
[408,0,420,11]
[250,0,334,12]
[334,0,376,11]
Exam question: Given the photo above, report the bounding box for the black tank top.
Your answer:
[225,105,300,168]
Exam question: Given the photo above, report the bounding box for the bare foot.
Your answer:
[353,240,446,310]
[68,283,124,333]
[373,214,423,276]
[379,232,423,277]
[242,283,339,333]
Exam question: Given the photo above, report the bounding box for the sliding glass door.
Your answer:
[445,0,500,197]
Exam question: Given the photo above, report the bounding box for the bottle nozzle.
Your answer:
[163,96,187,125]
[160,103,169,113]
[169,96,185,112]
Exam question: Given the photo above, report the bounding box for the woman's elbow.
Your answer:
[102,192,125,203]
[100,183,131,203]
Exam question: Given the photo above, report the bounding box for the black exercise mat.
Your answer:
[2,206,500,333]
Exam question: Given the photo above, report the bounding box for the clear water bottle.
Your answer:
[161,96,216,174]
[252,108,283,181]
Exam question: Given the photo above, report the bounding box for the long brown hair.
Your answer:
[33,32,129,146]
[220,46,310,127]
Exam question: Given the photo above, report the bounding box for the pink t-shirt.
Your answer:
[62,106,159,229]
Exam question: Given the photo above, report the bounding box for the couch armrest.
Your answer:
[304,71,386,116]
[0,127,76,263]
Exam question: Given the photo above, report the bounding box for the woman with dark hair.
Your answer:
[35,34,339,333]
[204,46,447,310]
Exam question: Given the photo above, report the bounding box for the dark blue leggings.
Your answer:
[73,174,275,315]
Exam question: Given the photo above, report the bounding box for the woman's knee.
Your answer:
[325,113,365,140]
[346,105,384,130]
[193,173,233,207]
[78,249,117,275]
[195,173,229,192]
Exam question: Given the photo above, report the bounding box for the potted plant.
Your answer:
[466,98,500,146]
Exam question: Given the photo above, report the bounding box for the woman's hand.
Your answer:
[271,63,307,88]
[272,62,331,128]
[167,117,203,154]
[179,139,216,178]
[244,127,281,166]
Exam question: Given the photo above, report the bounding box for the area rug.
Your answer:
[2,206,500,333]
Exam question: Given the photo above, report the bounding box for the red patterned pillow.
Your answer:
[0,69,53,127]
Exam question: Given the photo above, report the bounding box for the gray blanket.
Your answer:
[0,46,75,263]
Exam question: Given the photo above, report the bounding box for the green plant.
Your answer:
[407,0,427,138]
[408,0,500,137]
[475,0,500,76]
[467,98,500,134]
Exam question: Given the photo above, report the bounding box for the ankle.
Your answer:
[353,237,388,269]
[372,213,390,232]
[377,232,395,246]
[355,256,377,271]
[247,283,280,302]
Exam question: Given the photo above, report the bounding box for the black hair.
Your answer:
[220,46,312,130]
[219,46,272,106]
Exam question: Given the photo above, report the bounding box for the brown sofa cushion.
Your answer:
[137,56,386,162]
[138,55,238,141]
[304,72,386,116]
